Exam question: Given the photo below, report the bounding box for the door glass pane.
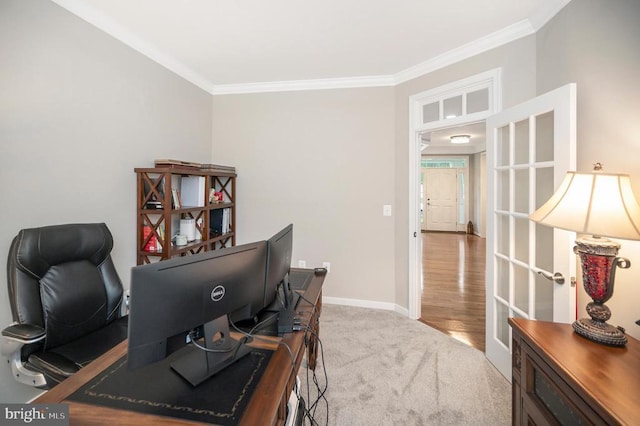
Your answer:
[420,170,425,225]
[514,264,529,314]
[496,126,510,167]
[514,169,529,214]
[443,95,462,118]
[423,102,439,123]
[535,223,553,273]
[497,169,510,211]
[534,221,554,321]
[535,167,555,209]
[535,273,553,321]
[514,119,530,165]
[514,217,529,263]
[422,158,467,168]
[459,171,465,224]
[496,214,509,256]
[535,111,555,162]
[496,256,510,299]
[496,301,510,347]
[467,88,489,114]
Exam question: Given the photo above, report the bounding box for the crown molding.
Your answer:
[50,0,215,94]
[212,19,533,95]
[51,0,567,96]
[210,75,395,95]
[528,0,572,30]
[393,19,535,86]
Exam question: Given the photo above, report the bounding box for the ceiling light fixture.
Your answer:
[450,135,470,144]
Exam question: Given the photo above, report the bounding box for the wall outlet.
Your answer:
[298,260,307,268]
[322,262,331,272]
[383,204,392,217]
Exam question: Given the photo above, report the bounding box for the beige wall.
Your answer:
[3,0,640,405]
[212,35,539,312]
[211,88,396,306]
[393,35,538,307]
[537,0,640,339]
[0,0,212,402]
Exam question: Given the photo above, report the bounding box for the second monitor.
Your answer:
[264,224,299,335]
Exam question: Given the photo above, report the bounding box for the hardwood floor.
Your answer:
[420,231,486,352]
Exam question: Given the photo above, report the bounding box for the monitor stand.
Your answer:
[171,315,251,387]
[277,280,301,336]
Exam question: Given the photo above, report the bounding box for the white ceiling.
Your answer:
[52,0,571,94]
[421,123,487,155]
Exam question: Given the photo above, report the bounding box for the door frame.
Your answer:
[408,69,502,319]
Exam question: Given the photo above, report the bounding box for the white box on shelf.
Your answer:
[180,218,197,241]
[180,176,205,207]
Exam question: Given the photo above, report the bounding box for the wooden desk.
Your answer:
[509,318,640,425]
[36,269,324,426]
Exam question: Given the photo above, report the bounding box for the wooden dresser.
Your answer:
[509,318,640,425]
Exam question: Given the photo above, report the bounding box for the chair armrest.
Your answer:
[2,323,45,344]
[2,323,48,387]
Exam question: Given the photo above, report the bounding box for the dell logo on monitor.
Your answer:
[210,285,225,302]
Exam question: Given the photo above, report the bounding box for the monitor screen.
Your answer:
[264,224,293,309]
[127,241,267,386]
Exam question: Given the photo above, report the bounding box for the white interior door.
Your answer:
[485,84,577,380]
[424,168,458,231]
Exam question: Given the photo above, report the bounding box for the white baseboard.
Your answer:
[322,296,409,317]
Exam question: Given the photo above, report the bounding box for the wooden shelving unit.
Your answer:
[134,166,236,265]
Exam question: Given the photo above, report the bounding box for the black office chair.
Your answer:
[1,223,128,389]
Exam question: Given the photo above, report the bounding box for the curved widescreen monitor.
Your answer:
[127,241,267,386]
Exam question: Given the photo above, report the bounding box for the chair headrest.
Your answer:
[13,223,114,280]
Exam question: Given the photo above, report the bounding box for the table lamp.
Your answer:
[529,163,640,346]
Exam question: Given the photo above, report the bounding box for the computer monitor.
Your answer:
[127,241,268,386]
[264,224,293,309]
[262,224,299,335]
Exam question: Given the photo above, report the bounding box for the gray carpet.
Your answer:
[299,304,511,425]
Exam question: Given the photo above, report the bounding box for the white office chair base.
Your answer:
[2,337,47,388]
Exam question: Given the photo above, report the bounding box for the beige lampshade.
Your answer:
[529,171,640,240]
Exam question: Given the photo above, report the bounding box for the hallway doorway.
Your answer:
[408,68,501,319]
[419,231,486,352]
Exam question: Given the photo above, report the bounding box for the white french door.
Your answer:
[485,84,577,380]
[424,168,458,232]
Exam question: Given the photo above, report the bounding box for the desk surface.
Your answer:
[36,268,324,426]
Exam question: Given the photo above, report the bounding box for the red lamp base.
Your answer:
[572,236,630,347]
